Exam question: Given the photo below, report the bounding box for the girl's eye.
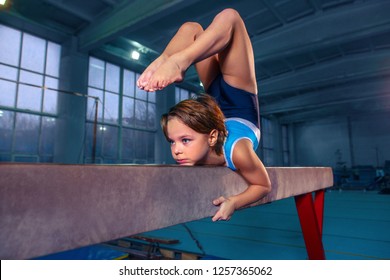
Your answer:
[169,140,175,145]
[182,139,191,144]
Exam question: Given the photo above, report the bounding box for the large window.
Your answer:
[175,87,197,103]
[261,117,274,166]
[282,124,290,166]
[0,24,61,162]
[86,57,157,163]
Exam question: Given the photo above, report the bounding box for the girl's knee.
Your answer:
[179,22,204,37]
[216,8,242,24]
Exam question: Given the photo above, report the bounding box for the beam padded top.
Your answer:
[0,164,333,259]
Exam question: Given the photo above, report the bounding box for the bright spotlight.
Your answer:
[0,0,7,6]
[131,50,140,60]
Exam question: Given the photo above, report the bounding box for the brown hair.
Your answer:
[161,94,227,155]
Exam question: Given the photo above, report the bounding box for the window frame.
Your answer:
[0,24,61,163]
[85,57,157,164]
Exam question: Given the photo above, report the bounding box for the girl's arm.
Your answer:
[212,139,271,221]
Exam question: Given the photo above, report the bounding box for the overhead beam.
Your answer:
[262,78,390,115]
[78,0,199,52]
[0,9,71,42]
[44,0,94,22]
[101,0,119,6]
[251,1,390,61]
[277,100,390,124]
[259,50,390,96]
[0,164,333,259]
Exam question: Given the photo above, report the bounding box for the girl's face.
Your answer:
[166,117,212,166]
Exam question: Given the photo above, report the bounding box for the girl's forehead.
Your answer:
[167,117,198,136]
[167,117,191,130]
[167,116,186,127]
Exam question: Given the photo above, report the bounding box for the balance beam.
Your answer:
[0,164,333,260]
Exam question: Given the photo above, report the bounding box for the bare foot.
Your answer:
[137,54,168,90]
[143,54,186,91]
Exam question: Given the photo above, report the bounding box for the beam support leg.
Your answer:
[294,190,326,260]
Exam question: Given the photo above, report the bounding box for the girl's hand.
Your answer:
[212,196,236,222]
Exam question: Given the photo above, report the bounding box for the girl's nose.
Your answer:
[174,144,182,155]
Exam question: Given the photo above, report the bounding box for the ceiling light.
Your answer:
[131,50,140,60]
[0,0,7,6]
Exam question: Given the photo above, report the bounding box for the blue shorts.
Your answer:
[223,118,261,171]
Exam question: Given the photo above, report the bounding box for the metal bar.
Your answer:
[314,189,325,235]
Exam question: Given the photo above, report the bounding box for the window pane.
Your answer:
[180,89,189,100]
[0,64,18,80]
[264,149,274,166]
[134,130,147,162]
[86,60,157,164]
[88,57,104,89]
[103,125,118,158]
[46,42,61,77]
[283,136,288,150]
[20,70,43,86]
[105,63,120,93]
[121,128,134,161]
[14,113,40,153]
[17,84,42,111]
[262,135,267,148]
[283,151,289,165]
[123,69,135,97]
[87,87,103,121]
[264,135,272,149]
[136,87,147,101]
[84,123,103,159]
[0,79,17,107]
[148,91,156,103]
[14,155,38,163]
[147,103,156,129]
[135,74,147,100]
[282,125,287,135]
[0,26,61,163]
[0,25,21,66]
[43,77,58,114]
[40,155,53,163]
[0,110,14,152]
[135,100,147,127]
[132,131,154,163]
[175,87,180,104]
[122,96,134,127]
[0,154,12,162]
[146,132,155,162]
[21,33,46,73]
[104,91,119,124]
[261,118,268,131]
[40,117,56,154]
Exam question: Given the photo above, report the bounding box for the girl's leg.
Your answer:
[137,22,219,91]
[142,8,257,93]
[196,8,257,92]
[214,9,257,94]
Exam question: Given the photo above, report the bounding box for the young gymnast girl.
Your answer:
[137,8,271,221]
